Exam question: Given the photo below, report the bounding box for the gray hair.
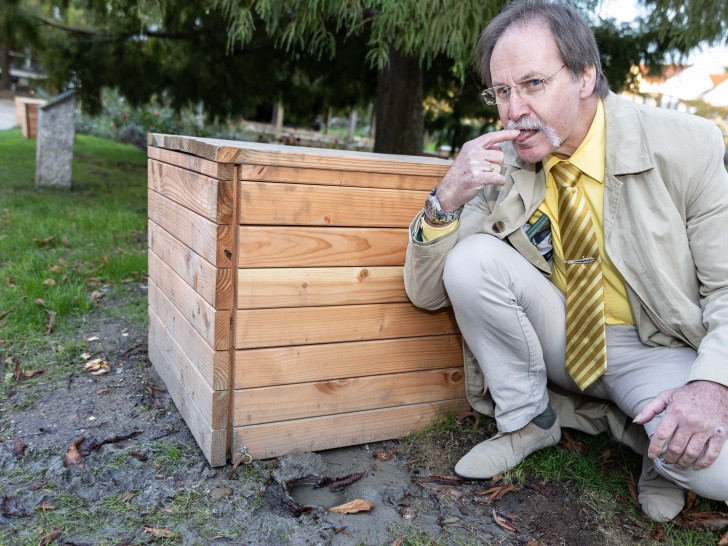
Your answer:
[475,0,609,98]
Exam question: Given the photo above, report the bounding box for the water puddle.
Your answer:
[287,477,346,509]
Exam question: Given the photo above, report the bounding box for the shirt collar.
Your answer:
[544,99,606,184]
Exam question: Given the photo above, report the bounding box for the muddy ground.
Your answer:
[1,284,663,545]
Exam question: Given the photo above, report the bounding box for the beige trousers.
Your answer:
[442,233,728,501]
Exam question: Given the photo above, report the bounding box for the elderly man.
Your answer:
[404,0,728,521]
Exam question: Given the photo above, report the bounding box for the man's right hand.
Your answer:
[434,129,521,213]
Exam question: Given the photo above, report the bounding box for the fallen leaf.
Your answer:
[0,306,16,320]
[36,503,56,511]
[416,474,464,486]
[651,524,666,541]
[35,298,46,306]
[421,484,469,501]
[684,491,699,512]
[86,336,100,342]
[43,278,56,286]
[327,499,375,514]
[491,474,504,484]
[146,384,166,394]
[48,265,63,273]
[373,448,395,461]
[38,528,62,546]
[391,536,406,546]
[22,368,44,378]
[43,310,56,335]
[683,512,728,531]
[12,438,27,458]
[437,516,460,526]
[91,291,105,305]
[64,437,85,469]
[80,352,91,360]
[143,525,174,538]
[559,430,587,454]
[719,530,728,545]
[492,507,519,533]
[13,359,21,381]
[129,450,148,461]
[6,276,15,289]
[333,526,347,534]
[120,492,136,502]
[473,484,516,504]
[81,359,110,375]
[29,481,47,491]
[315,471,366,492]
[399,506,416,520]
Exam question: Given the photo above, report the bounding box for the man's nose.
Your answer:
[507,90,530,121]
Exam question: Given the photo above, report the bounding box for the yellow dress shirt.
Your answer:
[421,100,634,325]
[533,100,634,325]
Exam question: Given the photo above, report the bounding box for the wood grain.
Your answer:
[148,146,234,180]
[148,133,451,176]
[148,248,230,350]
[148,159,234,224]
[237,266,406,308]
[148,279,229,391]
[238,181,424,228]
[148,189,234,268]
[235,303,458,349]
[234,367,465,425]
[149,306,228,429]
[234,335,462,389]
[238,164,439,191]
[148,308,227,466]
[232,398,470,460]
[149,220,233,309]
[237,226,408,268]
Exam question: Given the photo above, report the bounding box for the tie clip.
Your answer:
[564,257,595,264]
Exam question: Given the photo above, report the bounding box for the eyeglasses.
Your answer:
[481,65,566,105]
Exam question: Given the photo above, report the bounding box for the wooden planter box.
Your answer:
[14,97,46,139]
[147,134,466,466]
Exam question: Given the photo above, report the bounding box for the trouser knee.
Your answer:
[652,457,728,501]
[443,234,507,300]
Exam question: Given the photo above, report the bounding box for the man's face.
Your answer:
[490,22,593,162]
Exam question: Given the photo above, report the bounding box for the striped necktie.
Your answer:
[552,161,606,390]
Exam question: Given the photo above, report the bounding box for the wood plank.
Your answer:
[149,220,233,309]
[148,159,234,224]
[148,309,227,466]
[149,306,228,430]
[148,133,451,176]
[238,181,424,228]
[148,146,234,180]
[237,266,406,308]
[238,226,408,268]
[148,280,229,391]
[148,248,230,350]
[148,189,234,268]
[235,303,458,348]
[234,367,465,425]
[239,164,439,192]
[232,399,470,460]
[234,336,462,389]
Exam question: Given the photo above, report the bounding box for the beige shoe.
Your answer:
[638,456,686,522]
[454,416,561,479]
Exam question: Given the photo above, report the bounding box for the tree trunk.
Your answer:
[0,41,11,91]
[347,108,357,144]
[373,47,423,156]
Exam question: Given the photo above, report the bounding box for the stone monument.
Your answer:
[35,91,76,188]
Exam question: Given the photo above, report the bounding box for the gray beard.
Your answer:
[507,119,562,148]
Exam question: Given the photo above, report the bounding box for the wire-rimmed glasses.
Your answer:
[481,65,566,105]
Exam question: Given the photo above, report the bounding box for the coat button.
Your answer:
[492,221,505,233]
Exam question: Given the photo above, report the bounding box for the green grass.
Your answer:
[0,127,148,398]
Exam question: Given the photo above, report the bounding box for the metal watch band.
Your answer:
[424,188,464,224]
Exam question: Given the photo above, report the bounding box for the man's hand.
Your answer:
[434,130,521,213]
[633,380,728,470]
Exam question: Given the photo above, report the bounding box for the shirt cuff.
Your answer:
[420,215,459,242]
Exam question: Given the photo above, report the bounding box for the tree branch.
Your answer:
[31,14,208,40]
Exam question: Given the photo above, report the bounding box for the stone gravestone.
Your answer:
[35,91,76,188]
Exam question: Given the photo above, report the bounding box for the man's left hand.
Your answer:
[633,380,728,470]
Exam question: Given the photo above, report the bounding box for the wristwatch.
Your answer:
[424,187,464,224]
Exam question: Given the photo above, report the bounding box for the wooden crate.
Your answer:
[14,97,46,139]
[147,134,467,466]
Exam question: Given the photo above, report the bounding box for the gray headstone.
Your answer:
[35,91,76,188]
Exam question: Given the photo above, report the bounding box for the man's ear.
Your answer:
[579,65,597,98]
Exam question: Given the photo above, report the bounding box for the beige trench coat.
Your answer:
[404,93,728,452]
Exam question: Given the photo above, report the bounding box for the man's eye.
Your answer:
[495,87,510,97]
[528,79,544,88]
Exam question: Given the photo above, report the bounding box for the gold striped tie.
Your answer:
[552,161,606,390]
